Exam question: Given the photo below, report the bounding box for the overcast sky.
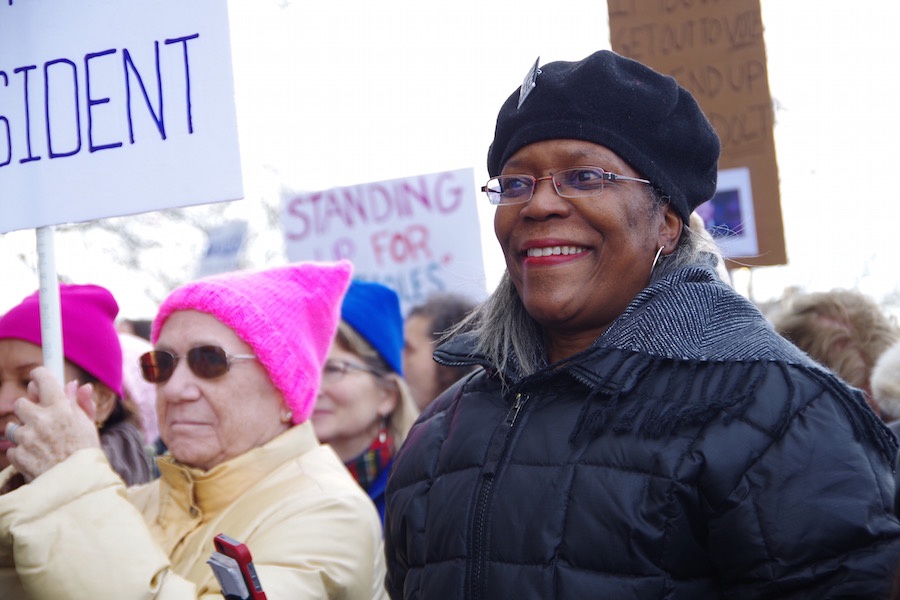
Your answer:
[2,0,899,319]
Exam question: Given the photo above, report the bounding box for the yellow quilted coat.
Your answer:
[0,422,387,599]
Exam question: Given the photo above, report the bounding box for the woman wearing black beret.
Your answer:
[383,50,900,599]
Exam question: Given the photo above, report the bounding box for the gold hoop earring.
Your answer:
[651,245,665,272]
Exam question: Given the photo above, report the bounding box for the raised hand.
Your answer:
[5,367,101,483]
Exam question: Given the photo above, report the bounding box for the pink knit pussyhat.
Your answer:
[151,260,353,424]
[0,283,123,396]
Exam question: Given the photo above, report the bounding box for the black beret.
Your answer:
[487,50,721,222]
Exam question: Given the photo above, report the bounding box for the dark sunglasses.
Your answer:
[139,346,257,383]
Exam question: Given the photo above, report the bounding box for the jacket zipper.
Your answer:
[506,393,526,426]
[470,392,529,599]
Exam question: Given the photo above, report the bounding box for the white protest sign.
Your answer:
[282,168,487,314]
[0,0,243,233]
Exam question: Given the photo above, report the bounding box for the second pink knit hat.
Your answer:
[151,260,353,424]
[0,283,123,396]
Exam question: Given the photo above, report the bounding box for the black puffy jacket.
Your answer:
[384,268,900,599]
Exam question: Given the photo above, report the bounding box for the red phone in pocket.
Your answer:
[209,533,267,600]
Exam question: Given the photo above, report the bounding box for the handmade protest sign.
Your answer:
[0,0,243,233]
[282,168,487,314]
[609,0,785,267]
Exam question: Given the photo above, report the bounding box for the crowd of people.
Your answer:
[1,48,900,599]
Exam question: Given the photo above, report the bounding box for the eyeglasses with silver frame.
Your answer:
[481,166,651,206]
[322,359,385,382]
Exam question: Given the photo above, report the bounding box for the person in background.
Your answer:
[119,330,165,479]
[117,317,153,341]
[873,340,900,436]
[0,262,387,599]
[313,280,419,523]
[769,288,900,418]
[0,284,152,486]
[119,331,161,448]
[403,292,479,410]
[383,50,900,598]
[870,339,900,515]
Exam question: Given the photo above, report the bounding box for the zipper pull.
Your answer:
[506,393,527,427]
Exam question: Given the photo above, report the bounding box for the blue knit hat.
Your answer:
[340,280,404,375]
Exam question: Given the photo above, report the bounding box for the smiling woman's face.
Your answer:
[493,138,681,361]
[154,310,289,470]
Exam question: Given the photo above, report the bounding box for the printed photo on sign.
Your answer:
[696,166,758,259]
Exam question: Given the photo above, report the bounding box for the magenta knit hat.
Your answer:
[0,284,123,396]
[151,260,353,424]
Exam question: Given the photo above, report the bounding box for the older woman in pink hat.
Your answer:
[0,261,387,599]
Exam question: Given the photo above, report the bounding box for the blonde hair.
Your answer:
[770,289,900,395]
[335,321,420,449]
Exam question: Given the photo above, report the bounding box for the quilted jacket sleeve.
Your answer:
[704,367,900,599]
